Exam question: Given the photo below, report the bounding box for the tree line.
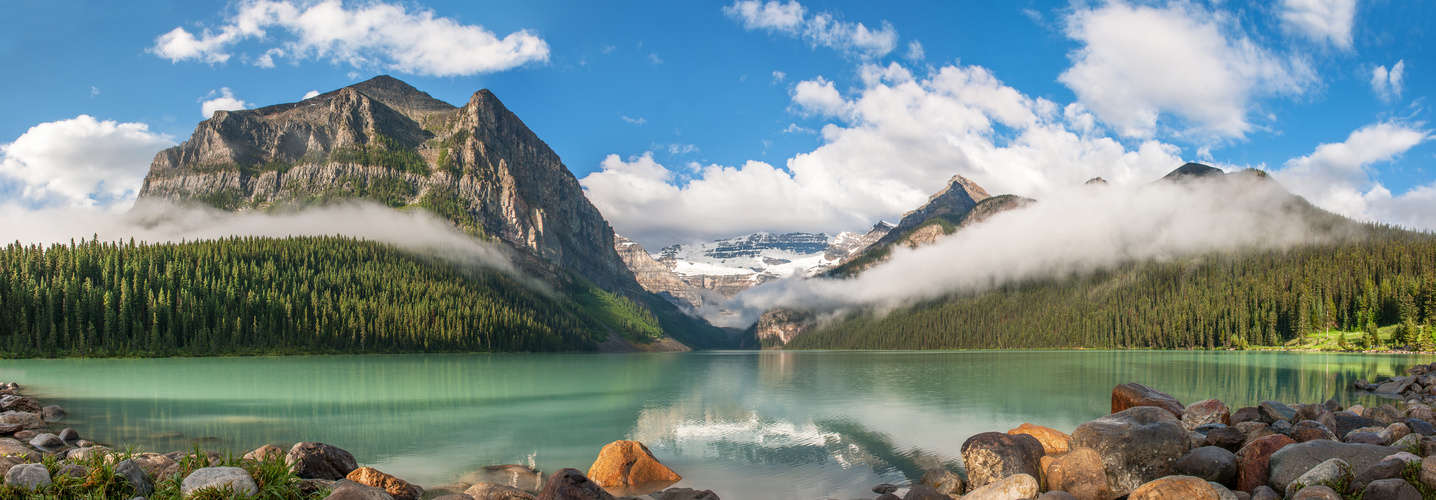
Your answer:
[786,237,1436,350]
[0,236,618,357]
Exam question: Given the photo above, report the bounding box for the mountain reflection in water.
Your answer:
[0,350,1428,499]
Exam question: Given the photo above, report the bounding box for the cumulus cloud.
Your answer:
[904,41,924,61]
[622,116,646,125]
[200,88,251,118]
[712,174,1337,327]
[1279,0,1358,49]
[582,60,1186,248]
[1371,60,1406,102]
[1271,121,1430,224]
[150,0,549,77]
[0,116,175,208]
[771,70,786,83]
[1060,2,1315,140]
[303,90,321,100]
[724,0,898,59]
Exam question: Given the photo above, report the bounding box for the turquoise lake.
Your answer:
[0,350,1432,499]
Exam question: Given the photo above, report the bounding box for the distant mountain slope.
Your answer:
[614,228,893,309]
[760,162,1432,349]
[135,76,730,350]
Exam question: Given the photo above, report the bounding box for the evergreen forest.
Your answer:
[0,236,673,357]
[786,237,1436,350]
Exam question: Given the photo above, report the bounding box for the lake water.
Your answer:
[0,350,1432,499]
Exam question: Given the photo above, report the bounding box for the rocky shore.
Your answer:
[11,363,1436,500]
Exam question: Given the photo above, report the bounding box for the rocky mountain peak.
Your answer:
[1160,162,1224,182]
[871,174,993,249]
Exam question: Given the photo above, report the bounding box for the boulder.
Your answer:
[1366,405,1404,425]
[900,484,950,500]
[1071,406,1190,497]
[1183,400,1232,431]
[0,396,41,414]
[1267,440,1397,491]
[586,441,681,493]
[347,466,425,500]
[1406,418,1436,436]
[918,467,963,496]
[131,452,178,478]
[873,483,899,494]
[1288,421,1336,443]
[537,468,615,500]
[114,459,154,497]
[1046,447,1110,500]
[27,432,63,451]
[1348,457,1408,494]
[0,438,34,460]
[466,483,536,500]
[3,463,48,490]
[324,479,395,500]
[1231,407,1260,424]
[0,411,45,430]
[1346,431,1385,445]
[57,428,78,443]
[1250,485,1280,500]
[1009,423,1071,455]
[1375,377,1415,394]
[39,406,64,423]
[463,464,544,493]
[1205,427,1245,452]
[435,495,478,500]
[286,442,358,480]
[649,488,719,500]
[1111,383,1184,418]
[1362,478,1421,499]
[1421,456,1436,490]
[1128,475,1220,500]
[182,466,259,497]
[961,473,1039,500]
[1234,422,1274,448]
[1283,458,1352,498]
[962,432,1045,489]
[243,444,285,462]
[1174,446,1237,486]
[1257,402,1297,424]
[1208,482,1239,500]
[67,446,112,461]
[1290,485,1342,500]
[1393,434,1422,453]
[1380,422,1412,445]
[1235,434,1295,492]
[1330,412,1378,439]
[1037,492,1077,500]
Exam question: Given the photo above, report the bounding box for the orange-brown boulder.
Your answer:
[1009,423,1071,455]
[585,441,681,493]
[1236,434,1296,492]
[1046,447,1111,500]
[1129,475,1221,500]
[347,466,425,500]
[1112,383,1184,418]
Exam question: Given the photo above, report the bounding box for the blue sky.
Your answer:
[0,0,1432,247]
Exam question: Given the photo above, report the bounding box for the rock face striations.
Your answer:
[139,75,637,295]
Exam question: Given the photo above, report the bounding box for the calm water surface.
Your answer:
[0,350,1431,499]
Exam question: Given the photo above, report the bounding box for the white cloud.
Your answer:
[648,53,663,65]
[622,116,647,125]
[90,86,100,98]
[772,70,786,83]
[0,116,175,208]
[150,0,549,77]
[1060,2,1314,140]
[200,88,251,118]
[790,77,847,116]
[1279,0,1358,49]
[904,40,924,61]
[303,90,321,100]
[1271,121,1430,223]
[666,144,699,155]
[1371,60,1406,102]
[783,123,815,134]
[724,0,898,59]
[582,60,1186,247]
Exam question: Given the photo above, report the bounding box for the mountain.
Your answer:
[136,75,729,351]
[614,228,893,310]
[761,162,1432,350]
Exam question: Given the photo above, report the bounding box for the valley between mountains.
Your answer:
[3,76,1434,357]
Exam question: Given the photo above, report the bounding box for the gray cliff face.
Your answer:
[613,236,706,309]
[868,174,991,250]
[138,75,638,293]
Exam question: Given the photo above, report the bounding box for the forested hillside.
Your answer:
[0,236,671,357]
[786,236,1436,350]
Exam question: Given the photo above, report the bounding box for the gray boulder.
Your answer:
[39,406,64,423]
[1266,440,1396,491]
[1258,401,1297,424]
[115,459,154,497]
[1331,412,1379,438]
[918,467,963,495]
[900,484,949,500]
[1362,478,1421,499]
[1348,457,1408,494]
[1283,458,1351,498]
[0,411,46,430]
[286,442,358,480]
[57,428,79,443]
[1291,485,1342,500]
[325,479,396,500]
[465,482,536,500]
[182,467,258,497]
[1174,446,1237,486]
[535,468,614,500]
[3,463,50,490]
[1070,406,1191,497]
[649,488,719,500]
[27,433,62,451]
